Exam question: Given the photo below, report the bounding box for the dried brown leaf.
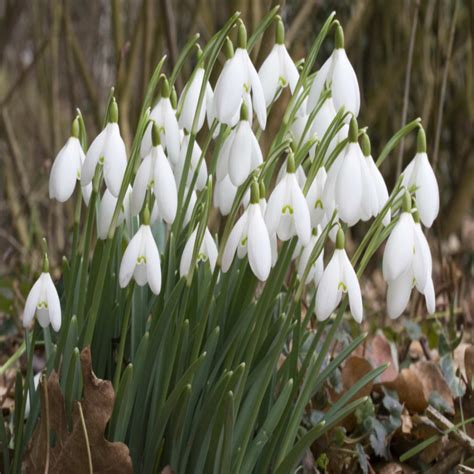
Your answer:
[22,347,133,473]
[366,333,399,383]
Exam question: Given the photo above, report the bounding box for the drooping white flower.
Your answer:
[382,193,435,318]
[258,18,299,107]
[265,154,311,245]
[296,226,324,286]
[119,215,161,295]
[179,227,218,277]
[401,128,439,228]
[213,23,267,130]
[97,186,132,240]
[23,256,61,332]
[174,134,208,191]
[141,78,181,162]
[276,157,306,188]
[360,133,390,226]
[308,24,360,117]
[216,103,262,187]
[49,118,85,202]
[315,229,362,322]
[221,182,272,281]
[213,175,250,216]
[131,123,177,223]
[258,182,278,267]
[81,99,127,198]
[81,183,92,206]
[178,53,214,133]
[305,167,328,229]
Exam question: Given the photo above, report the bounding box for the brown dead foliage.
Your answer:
[22,347,132,473]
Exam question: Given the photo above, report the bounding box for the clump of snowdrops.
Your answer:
[8,7,440,473]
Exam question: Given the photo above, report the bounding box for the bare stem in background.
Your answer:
[160,0,181,90]
[433,0,459,170]
[396,0,420,176]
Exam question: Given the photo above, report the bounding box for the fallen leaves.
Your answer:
[22,347,133,473]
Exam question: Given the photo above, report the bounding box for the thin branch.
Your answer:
[433,0,459,170]
[160,0,181,90]
[77,401,93,474]
[396,0,420,176]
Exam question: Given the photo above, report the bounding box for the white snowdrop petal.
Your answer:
[179,68,206,133]
[103,124,127,197]
[245,50,267,130]
[423,277,436,314]
[216,132,234,182]
[119,227,143,288]
[44,274,61,331]
[144,227,161,295]
[281,46,299,94]
[131,154,153,216]
[290,175,311,245]
[412,224,429,292]
[315,251,341,321]
[180,229,197,277]
[97,190,118,240]
[382,213,415,282]
[265,179,287,235]
[154,148,177,224]
[415,153,439,228]
[163,104,181,164]
[49,139,80,202]
[204,229,218,273]
[307,55,332,111]
[258,47,281,106]
[229,122,252,186]
[82,128,106,186]
[332,49,360,116]
[214,55,245,124]
[387,268,413,319]
[341,251,363,323]
[23,277,42,328]
[222,212,247,272]
[134,263,148,286]
[247,205,272,281]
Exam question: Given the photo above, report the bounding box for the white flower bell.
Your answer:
[315,228,363,322]
[401,127,439,228]
[383,192,435,318]
[174,133,208,191]
[119,207,161,295]
[296,226,325,286]
[49,117,86,202]
[308,23,360,117]
[97,186,133,240]
[131,123,177,223]
[306,167,327,228]
[216,102,262,187]
[213,175,250,216]
[180,226,218,277]
[221,181,272,281]
[258,17,299,107]
[178,46,214,133]
[141,78,181,163]
[214,23,267,130]
[81,99,127,198]
[23,254,61,332]
[265,153,311,245]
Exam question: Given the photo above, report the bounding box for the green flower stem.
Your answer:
[113,284,134,391]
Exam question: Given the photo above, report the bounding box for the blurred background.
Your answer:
[0,0,472,335]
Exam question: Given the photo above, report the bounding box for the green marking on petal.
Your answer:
[99,156,105,165]
[314,199,323,209]
[241,236,248,246]
[137,256,147,264]
[198,252,208,262]
[37,300,48,309]
[243,83,250,94]
[338,281,347,292]
[278,76,287,87]
[282,205,294,215]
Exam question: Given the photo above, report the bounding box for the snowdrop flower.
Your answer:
[81,183,93,206]
[306,167,327,228]
[131,123,177,223]
[178,47,214,133]
[216,103,262,187]
[98,186,132,240]
[213,175,250,216]
[296,226,324,286]
[401,127,439,228]
[180,226,218,277]
[258,182,278,267]
[360,133,390,226]
[81,99,127,198]
[258,17,299,107]
[290,98,309,144]
[308,23,360,117]
[331,117,379,226]
[214,23,267,130]
[119,208,161,295]
[265,153,311,245]
[141,78,181,163]
[174,133,208,191]
[49,117,86,202]
[221,181,272,281]
[315,228,363,322]
[23,254,61,332]
[383,192,435,318]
